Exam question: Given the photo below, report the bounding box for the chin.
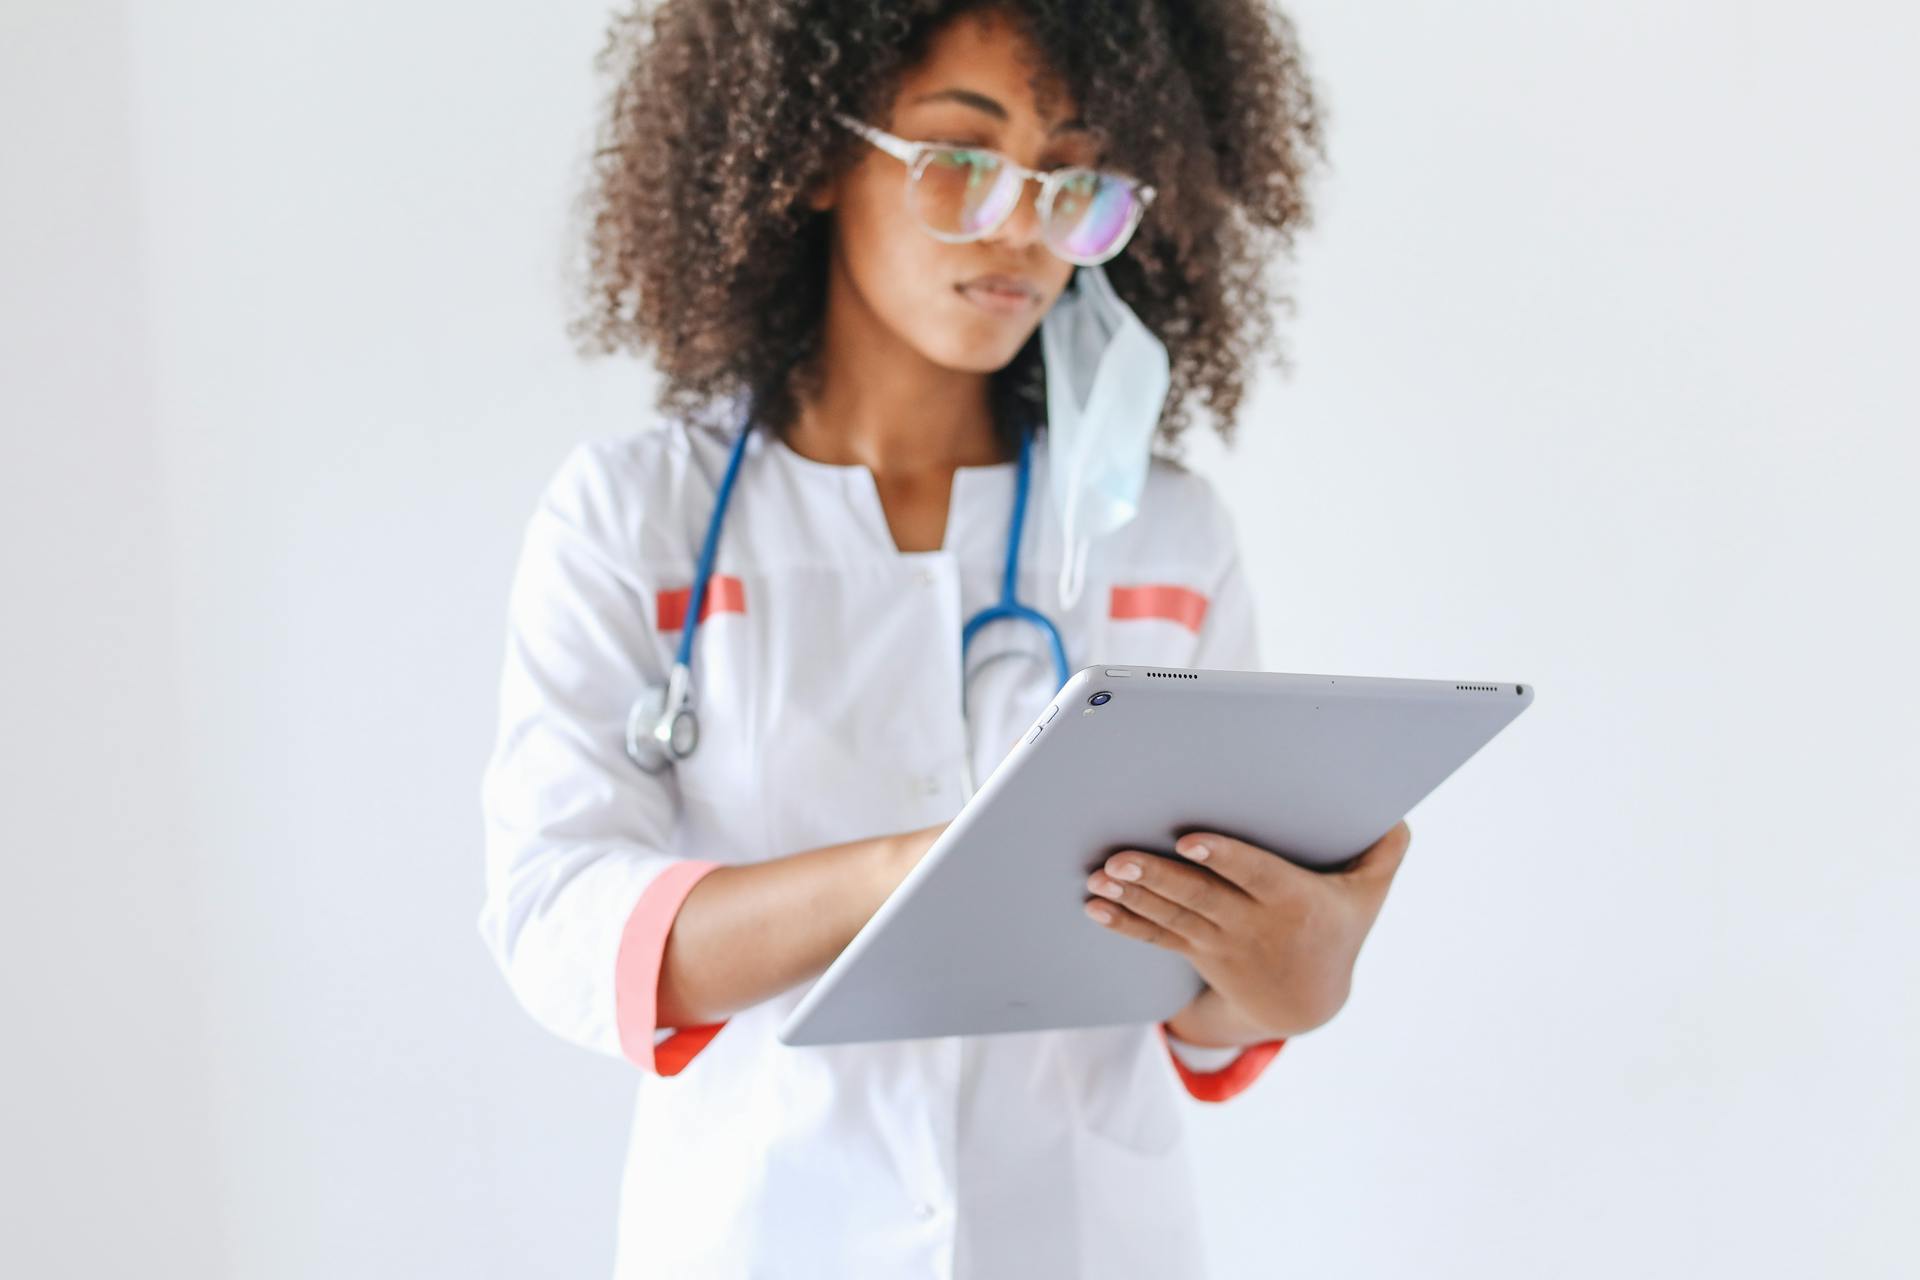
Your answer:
[916,314,1037,373]
[930,342,1027,374]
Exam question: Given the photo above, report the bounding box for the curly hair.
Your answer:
[566,0,1328,457]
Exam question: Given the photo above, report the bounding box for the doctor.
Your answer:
[480,2,1411,1276]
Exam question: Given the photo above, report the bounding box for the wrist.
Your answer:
[870,829,919,901]
[1165,986,1287,1049]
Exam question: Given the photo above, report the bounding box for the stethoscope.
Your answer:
[624,408,1071,794]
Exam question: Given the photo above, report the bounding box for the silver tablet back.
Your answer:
[779,666,1534,1047]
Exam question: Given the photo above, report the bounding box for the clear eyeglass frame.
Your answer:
[831,112,1156,266]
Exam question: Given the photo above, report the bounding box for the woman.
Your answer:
[479,1,1411,1274]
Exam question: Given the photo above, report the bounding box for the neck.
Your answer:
[786,257,1006,477]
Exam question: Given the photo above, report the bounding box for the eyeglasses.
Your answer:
[832,113,1155,266]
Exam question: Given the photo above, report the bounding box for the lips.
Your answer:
[956,274,1040,314]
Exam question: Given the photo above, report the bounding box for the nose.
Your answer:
[984,172,1046,251]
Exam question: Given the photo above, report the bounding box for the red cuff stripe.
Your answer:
[1110,584,1209,633]
[614,860,728,1074]
[1156,1021,1287,1103]
[657,575,747,632]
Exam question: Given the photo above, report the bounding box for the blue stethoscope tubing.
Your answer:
[623,409,1071,775]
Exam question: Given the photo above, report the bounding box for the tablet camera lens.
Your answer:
[1089,691,1112,706]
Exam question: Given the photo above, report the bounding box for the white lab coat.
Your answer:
[479,408,1285,1278]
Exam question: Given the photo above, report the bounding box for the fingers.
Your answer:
[1087,822,1411,947]
[1171,822,1412,896]
[1083,892,1190,954]
[1169,831,1303,901]
[1086,851,1238,946]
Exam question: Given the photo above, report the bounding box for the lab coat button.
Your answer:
[914,567,937,587]
[915,1201,937,1219]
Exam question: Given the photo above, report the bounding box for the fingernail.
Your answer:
[1177,838,1211,861]
[1111,860,1142,881]
[1085,902,1113,924]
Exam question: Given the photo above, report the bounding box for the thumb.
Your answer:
[1342,820,1411,889]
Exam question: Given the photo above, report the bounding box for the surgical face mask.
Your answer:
[1038,262,1172,608]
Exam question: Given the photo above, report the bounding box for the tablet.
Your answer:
[776,665,1534,1047]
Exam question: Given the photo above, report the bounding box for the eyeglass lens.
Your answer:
[908,147,1140,261]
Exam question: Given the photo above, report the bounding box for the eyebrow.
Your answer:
[908,87,1088,134]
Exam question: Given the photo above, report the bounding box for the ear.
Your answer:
[802,173,837,214]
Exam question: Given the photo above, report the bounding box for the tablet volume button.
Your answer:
[1043,704,1059,724]
[1025,725,1043,745]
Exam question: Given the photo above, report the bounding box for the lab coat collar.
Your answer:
[751,424,1041,565]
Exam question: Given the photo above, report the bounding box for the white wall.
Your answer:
[3,2,1913,1277]
[1183,6,1920,1276]
[1,4,222,1275]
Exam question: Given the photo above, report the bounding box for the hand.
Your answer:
[1082,822,1413,1043]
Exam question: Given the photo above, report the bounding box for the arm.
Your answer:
[478,442,949,1074]
[652,824,941,1030]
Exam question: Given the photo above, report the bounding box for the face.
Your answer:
[807,6,1098,373]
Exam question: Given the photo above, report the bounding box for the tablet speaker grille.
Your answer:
[1455,684,1500,692]
[1145,670,1198,679]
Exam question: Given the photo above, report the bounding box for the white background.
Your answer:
[3,2,1915,1276]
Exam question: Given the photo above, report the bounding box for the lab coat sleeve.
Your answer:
[478,442,727,1074]
[1155,482,1288,1102]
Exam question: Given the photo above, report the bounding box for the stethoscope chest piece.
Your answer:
[625,661,699,773]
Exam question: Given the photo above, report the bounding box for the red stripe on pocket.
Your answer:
[656,575,747,632]
[1109,584,1209,633]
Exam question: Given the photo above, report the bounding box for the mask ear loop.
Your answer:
[1058,523,1092,611]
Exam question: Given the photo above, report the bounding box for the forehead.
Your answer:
[892,8,1079,130]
